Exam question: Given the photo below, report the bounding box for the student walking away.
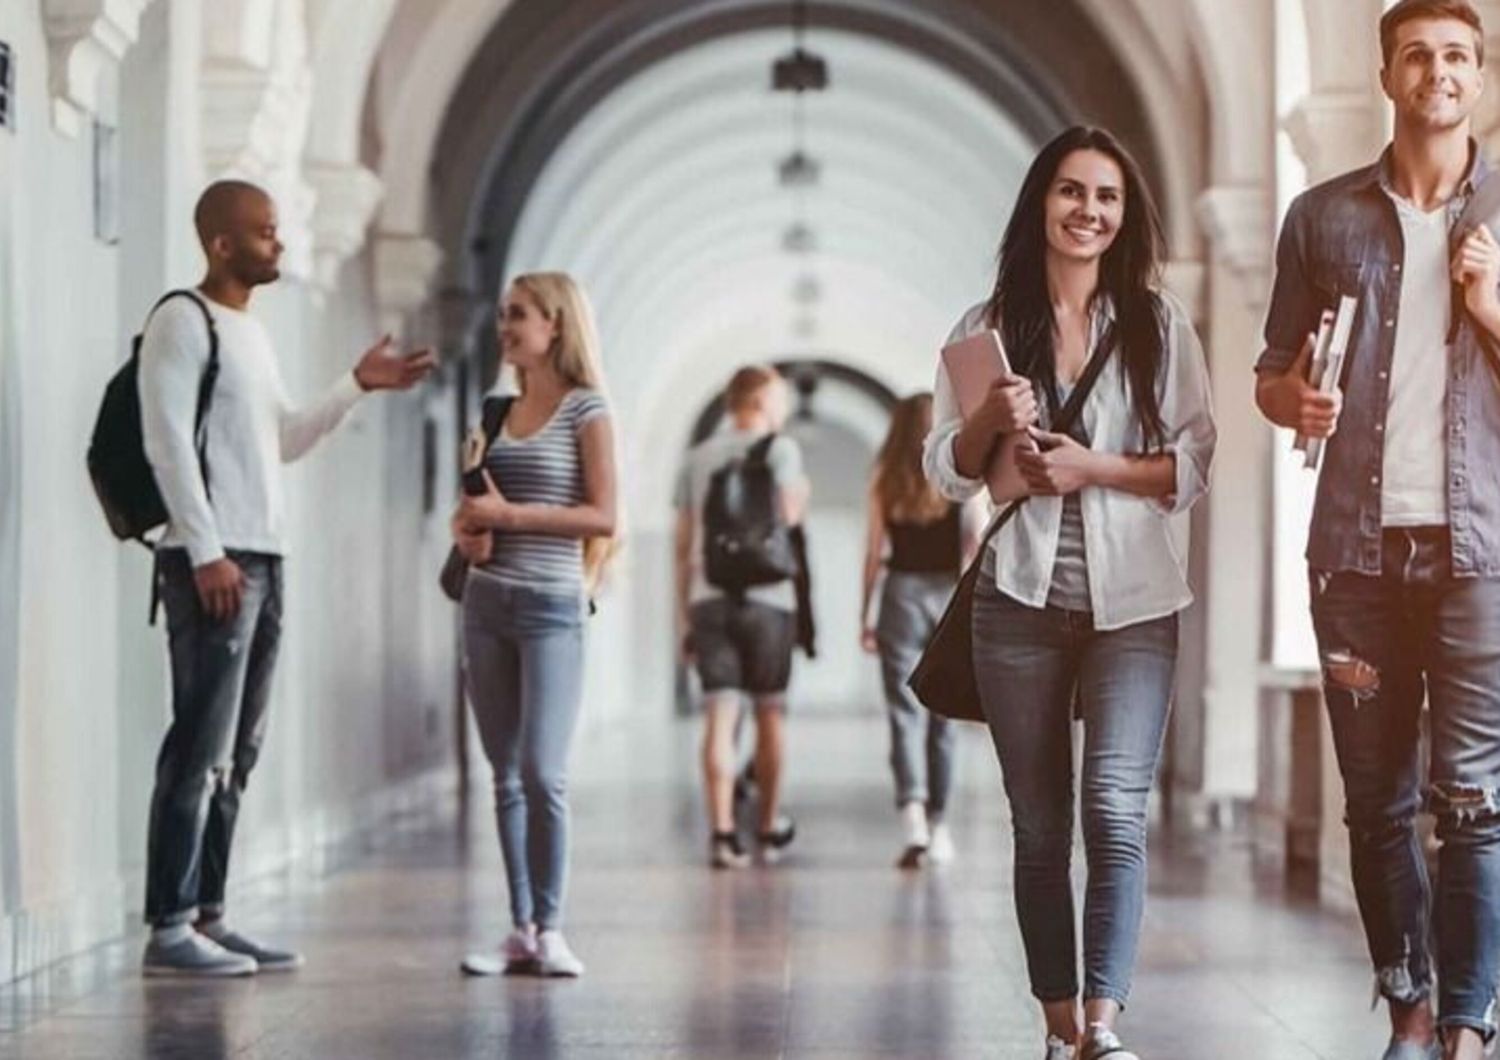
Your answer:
[136,181,434,977]
[450,273,618,979]
[675,366,810,869]
[924,127,1215,1060]
[1256,4,1500,1057]
[859,392,982,869]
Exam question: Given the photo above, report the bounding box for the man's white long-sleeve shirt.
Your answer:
[138,292,364,566]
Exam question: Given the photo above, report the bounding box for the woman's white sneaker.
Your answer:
[1044,1035,1077,1060]
[927,821,956,865]
[535,930,585,978]
[461,926,538,976]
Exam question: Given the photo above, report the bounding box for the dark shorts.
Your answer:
[689,597,796,697]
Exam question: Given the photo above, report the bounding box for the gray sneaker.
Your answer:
[1045,1035,1076,1060]
[142,932,257,977]
[1380,1038,1441,1060]
[1079,1025,1139,1060]
[206,928,303,972]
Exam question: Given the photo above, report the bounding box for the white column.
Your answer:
[1196,183,1275,804]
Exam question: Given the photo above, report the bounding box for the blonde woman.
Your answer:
[451,273,618,978]
[860,393,979,868]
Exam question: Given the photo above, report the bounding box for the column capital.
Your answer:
[44,0,154,137]
[1282,90,1383,185]
[374,233,444,336]
[307,163,384,291]
[1196,185,1273,310]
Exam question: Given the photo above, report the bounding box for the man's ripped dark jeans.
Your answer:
[1311,526,1500,1039]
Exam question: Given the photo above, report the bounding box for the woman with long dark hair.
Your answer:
[923,127,1216,1059]
[860,393,979,868]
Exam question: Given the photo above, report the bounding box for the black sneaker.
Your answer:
[710,831,750,869]
[757,814,797,864]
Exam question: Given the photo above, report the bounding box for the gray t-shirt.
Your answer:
[1046,380,1091,612]
[674,428,808,612]
[980,381,1091,612]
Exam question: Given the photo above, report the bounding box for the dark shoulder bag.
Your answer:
[439,395,515,602]
[907,335,1116,722]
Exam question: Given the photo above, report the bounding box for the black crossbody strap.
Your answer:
[479,395,515,447]
[464,396,515,494]
[972,331,1118,554]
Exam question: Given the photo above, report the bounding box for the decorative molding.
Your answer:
[307,163,384,289]
[1196,185,1272,304]
[200,55,311,179]
[1282,90,1381,185]
[43,0,154,137]
[374,233,444,335]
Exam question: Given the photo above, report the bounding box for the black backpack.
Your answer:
[703,434,799,595]
[87,290,219,545]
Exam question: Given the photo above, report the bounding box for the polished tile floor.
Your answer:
[1,714,1390,1059]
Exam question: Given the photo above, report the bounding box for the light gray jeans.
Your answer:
[462,574,585,931]
[876,571,957,814]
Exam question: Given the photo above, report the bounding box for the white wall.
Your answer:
[2,0,132,972]
[0,0,459,983]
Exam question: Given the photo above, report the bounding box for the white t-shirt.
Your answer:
[1382,195,1450,527]
[137,291,364,565]
[674,427,808,612]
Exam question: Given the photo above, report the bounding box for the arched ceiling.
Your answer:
[503,28,1029,416]
[487,26,1040,520]
[366,0,1211,519]
[430,0,1176,286]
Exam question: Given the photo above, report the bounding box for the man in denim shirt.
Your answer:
[1257,3,1500,1057]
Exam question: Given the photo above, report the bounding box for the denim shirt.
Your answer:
[924,292,1217,631]
[1257,146,1500,577]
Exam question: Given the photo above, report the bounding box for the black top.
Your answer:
[886,504,961,575]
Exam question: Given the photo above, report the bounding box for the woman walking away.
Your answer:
[923,126,1216,1059]
[859,392,980,868]
[450,272,618,979]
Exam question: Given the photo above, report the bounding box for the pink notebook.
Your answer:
[941,329,1032,504]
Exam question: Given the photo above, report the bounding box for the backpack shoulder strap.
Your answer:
[747,432,778,466]
[479,395,515,447]
[150,290,219,355]
[173,292,220,427]
[144,289,220,425]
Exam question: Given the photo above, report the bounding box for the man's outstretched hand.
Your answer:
[353,335,438,392]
